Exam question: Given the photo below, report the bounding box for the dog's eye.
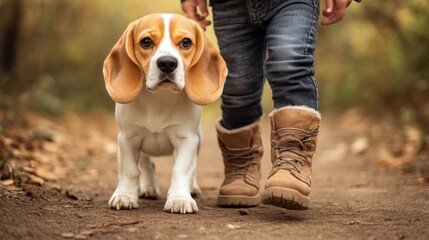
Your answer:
[140,37,153,49]
[180,38,192,50]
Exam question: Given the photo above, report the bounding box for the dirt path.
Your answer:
[1,114,428,240]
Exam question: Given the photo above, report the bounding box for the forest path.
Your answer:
[1,113,428,240]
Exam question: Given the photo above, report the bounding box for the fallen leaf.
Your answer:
[1,179,14,186]
[22,166,35,174]
[375,156,412,168]
[79,230,95,236]
[414,176,426,185]
[35,167,58,181]
[26,174,45,186]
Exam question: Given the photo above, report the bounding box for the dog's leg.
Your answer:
[190,162,201,198]
[191,128,202,198]
[108,133,141,210]
[138,154,161,199]
[164,135,199,214]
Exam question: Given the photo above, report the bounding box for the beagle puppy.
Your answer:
[103,13,227,214]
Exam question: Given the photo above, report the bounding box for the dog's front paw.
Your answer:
[139,185,161,200]
[164,195,198,214]
[108,192,139,210]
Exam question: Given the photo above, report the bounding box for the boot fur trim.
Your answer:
[215,118,262,134]
[269,106,321,120]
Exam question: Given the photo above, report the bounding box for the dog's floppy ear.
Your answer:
[185,22,227,105]
[103,22,144,104]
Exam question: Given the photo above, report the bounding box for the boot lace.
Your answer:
[272,127,318,174]
[220,144,259,177]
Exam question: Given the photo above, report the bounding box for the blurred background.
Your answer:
[0,0,428,133]
[1,0,428,118]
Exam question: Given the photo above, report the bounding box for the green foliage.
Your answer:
[317,0,429,129]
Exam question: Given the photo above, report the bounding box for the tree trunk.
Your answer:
[0,0,21,75]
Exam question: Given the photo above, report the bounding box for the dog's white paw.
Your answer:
[164,195,198,214]
[108,192,139,210]
[139,185,161,200]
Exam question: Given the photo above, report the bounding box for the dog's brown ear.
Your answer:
[185,22,227,105]
[103,22,143,104]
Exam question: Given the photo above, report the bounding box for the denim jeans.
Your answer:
[211,0,320,130]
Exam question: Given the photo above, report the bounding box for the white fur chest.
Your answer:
[115,90,202,157]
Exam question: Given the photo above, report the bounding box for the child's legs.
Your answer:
[212,1,265,130]
[264,0,320,110]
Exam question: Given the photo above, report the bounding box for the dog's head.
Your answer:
[103,13,227,105]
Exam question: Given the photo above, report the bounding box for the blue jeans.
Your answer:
[211,0,320,130]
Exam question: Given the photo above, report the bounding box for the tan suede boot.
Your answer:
[262,106,320,210]
[216,119,263,207]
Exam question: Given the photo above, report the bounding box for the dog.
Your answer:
[102,13,227,214]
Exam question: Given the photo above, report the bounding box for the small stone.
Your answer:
[79,230,95,236]
[46,183,62,191]
[351,137,369,155]
[25,191,34,198]
[61,233,74,238]
[226,224,240,229]
[198,227,206,231]
[238,209,250,215]
[65,190,79,200]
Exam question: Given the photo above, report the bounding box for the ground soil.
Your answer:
[1,113,428,240]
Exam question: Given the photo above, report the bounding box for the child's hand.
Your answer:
[181,0,211,30]
[322,0,353,25]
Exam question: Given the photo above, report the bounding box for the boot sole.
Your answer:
[262,187,309,210]
[217,194,260,207]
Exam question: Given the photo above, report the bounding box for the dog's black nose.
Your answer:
[157,56,178,74]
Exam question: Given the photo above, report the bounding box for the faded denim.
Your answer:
[211,0,320,129]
